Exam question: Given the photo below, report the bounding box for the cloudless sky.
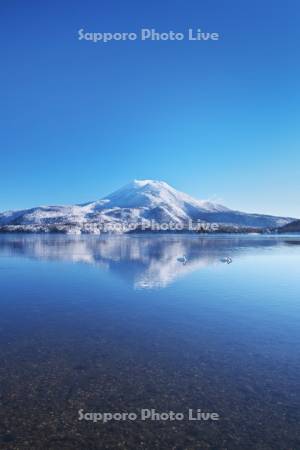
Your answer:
[1,0,299,216]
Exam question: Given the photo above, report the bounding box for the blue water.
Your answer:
[0,234,299,449]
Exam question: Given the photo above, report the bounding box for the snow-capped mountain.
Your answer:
[0,180,296,233]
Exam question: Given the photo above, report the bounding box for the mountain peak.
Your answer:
[102,179,176,209]
[130,179,170,189]
[101,179,228,215]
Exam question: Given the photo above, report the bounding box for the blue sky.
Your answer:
[1,0,299,216]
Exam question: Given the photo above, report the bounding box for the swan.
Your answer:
[177,255,187,265]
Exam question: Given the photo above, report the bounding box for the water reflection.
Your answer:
[0,234,300,449]
[0,234,291,289]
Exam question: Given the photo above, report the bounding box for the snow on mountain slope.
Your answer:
[0,180,296,233]
[100,180,228,212]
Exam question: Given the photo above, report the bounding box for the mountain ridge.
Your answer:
[0,180,296,234]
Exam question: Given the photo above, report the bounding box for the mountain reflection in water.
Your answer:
[0,233,291,289]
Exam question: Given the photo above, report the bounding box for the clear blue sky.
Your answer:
[1,0,299,217]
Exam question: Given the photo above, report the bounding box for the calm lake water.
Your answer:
[0,234,299,449]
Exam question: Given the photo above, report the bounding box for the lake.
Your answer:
[0,234,299,449]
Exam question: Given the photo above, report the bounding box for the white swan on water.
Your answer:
[177,255,187,265]
[220,257,232,264]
